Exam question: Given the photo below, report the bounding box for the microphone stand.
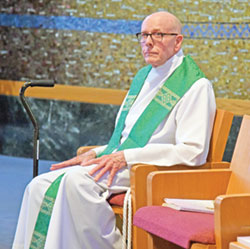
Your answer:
[19,80,55,177]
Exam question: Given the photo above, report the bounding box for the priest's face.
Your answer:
[140,12,183,67]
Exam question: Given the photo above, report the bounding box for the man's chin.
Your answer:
[144,57,156,66]
[145,59,159,67]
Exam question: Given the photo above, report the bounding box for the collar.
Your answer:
[146,49,184,84]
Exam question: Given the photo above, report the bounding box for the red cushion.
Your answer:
[133,206,215,249]
[108,192,126,206]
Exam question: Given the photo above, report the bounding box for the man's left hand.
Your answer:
[84,151,127,187]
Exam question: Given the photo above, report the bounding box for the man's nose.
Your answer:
[145,35,153,46]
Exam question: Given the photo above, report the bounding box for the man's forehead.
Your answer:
[141,12,181,33]
[141,18,171,32]
[141,27,163,33]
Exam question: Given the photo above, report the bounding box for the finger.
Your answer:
[107,166,118,187]
[50,157,79,170]
[88,159,108,176]
[50,164,71,171]
[93,161,113,182]
[50,162,71,170]
[81,157,101,166]
[53,158,78,167]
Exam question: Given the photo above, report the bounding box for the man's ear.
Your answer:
[175,34,184,52]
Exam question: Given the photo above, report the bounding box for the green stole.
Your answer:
[29,55,205,248]
[99,54,205,156]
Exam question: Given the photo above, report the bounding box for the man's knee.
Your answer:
[62,166,103,199]
[26,174,49,199]
[63,166,91,189]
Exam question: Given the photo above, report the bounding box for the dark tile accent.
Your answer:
[0,95,119,161]
[222,115,243,162]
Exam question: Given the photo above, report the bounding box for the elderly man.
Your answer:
[13,11,216,249]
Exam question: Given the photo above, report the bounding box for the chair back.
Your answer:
[207,109,233,162]
[226,115,250,194]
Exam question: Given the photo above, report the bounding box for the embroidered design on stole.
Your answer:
[122,95,137,111]
[30,231,46,249]
[29,174,65,249]
[154,86,180,110]
[40,195,55,215]
[30,196,55,249]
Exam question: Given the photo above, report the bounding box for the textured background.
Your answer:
[0,0,249,98]
[0,0,249,161]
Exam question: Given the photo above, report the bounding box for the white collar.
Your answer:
[146,49,184,84]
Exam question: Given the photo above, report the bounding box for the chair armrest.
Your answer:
[210,162,231,169]
[130,162,230,212]
[147,168,232,205]
[215,194,250,249]
[130,164,196,213]
[76,145,99,155]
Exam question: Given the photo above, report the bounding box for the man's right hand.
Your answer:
[50,150,96,171]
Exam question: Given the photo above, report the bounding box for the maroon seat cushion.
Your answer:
[108,192,126,206]
[133,206,215,249]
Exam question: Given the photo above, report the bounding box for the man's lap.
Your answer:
[30,164,130,197]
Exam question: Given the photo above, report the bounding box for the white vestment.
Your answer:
[12,50,216,249]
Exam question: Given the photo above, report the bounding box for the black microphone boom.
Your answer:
[19,80,55,177]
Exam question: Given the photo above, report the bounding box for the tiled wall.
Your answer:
[0,1,249,161]
[0,95,119,161]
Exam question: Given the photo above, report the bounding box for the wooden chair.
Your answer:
[77,109,233,248]
[133,115,250,249]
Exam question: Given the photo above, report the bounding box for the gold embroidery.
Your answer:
[40,195,55,215]
[155,86,180,110]
[30,231,46,249]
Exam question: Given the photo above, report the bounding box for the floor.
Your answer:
[0,155,57,249]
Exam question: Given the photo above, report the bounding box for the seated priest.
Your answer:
[12,11,216,249]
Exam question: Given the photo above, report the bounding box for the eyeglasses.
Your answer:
[136,32,178,42]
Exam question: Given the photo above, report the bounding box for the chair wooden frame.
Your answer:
[138,115,250,249]
[77,109,233,249]
[130,109,234,249]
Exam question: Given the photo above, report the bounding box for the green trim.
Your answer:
[29,174,65,249]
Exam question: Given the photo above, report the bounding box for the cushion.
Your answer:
[133,206,215,249]
[108,192,126,206]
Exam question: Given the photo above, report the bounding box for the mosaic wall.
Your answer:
[0,0,249,161]
[0,0,249,99]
